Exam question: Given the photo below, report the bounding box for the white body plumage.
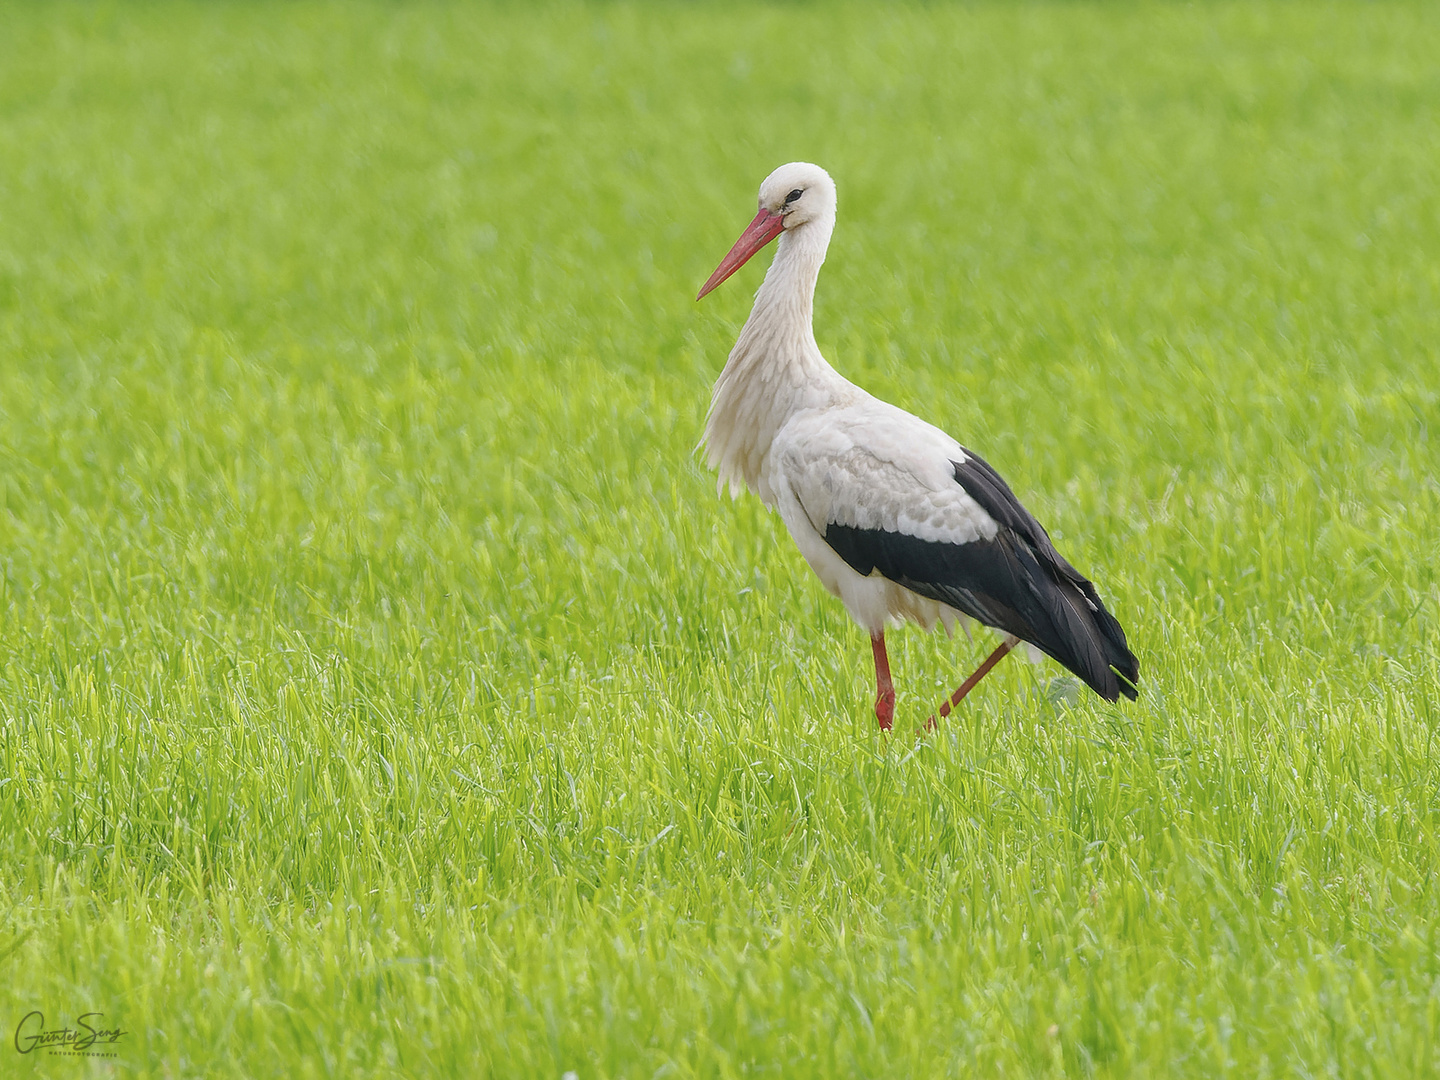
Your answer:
[701,163,995,637]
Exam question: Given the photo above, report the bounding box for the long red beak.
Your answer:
[697,208,786,300]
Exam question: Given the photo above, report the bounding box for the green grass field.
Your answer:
[3,1,1439,1075]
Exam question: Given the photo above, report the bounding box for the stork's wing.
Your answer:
[776,402,1139,702]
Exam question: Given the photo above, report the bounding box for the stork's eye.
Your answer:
[785,188,804,204]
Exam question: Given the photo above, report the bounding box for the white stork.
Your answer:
[697,162,1138,730]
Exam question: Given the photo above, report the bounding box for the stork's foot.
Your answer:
[922,636,1020,732]
[870,632,897,731]
[875,688,896,731]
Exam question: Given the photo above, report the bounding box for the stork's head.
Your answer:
[697,161,836,300]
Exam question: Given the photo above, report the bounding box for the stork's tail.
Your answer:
[1040,574,1139,703]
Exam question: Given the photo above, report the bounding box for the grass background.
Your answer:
[2,0,1439,1075]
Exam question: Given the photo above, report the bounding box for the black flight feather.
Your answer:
[821,449,1139,702]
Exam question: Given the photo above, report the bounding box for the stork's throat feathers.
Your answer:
[703,210,844,499]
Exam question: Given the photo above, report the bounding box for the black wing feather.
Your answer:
[822,448,1139,702]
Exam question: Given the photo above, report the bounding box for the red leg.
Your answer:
[924,635,1019,731]
[871,632,896,731]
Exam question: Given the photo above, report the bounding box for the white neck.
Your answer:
[702,215,854,501]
